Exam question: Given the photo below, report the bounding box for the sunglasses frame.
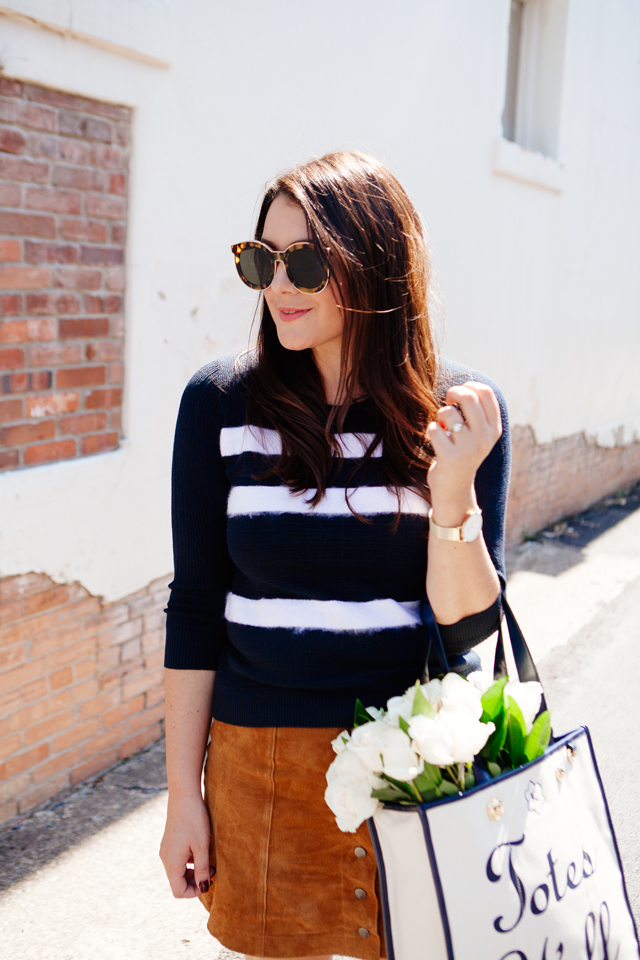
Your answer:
[231,240,330,295]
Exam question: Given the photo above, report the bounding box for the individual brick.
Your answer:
[81,432,119,456]
[0,418,54,445]
[0,182,21,207]
[70,749,119,785]
[23,439,76,465]
[56,365,106,388]
[0,128,26,154]
[0,266,50,290]
[59,112,112,142]
[0,240,21,261]
[53,267,102,290]
[0,318,56,342]
[25,187,82,215]
[0,79,23,98]
[52,166,105,191]
[108,174,126,195]
[26,393,79,418]
[0,742,49,779]
[26,292,80,314]
[79,246,124,266]
[86,194,126,219]
[84,388,122,410]
[0,398,22,422]
[57,412,107,435]
[84,294,121,313]
[0,294,22,314]
[60,218,108,242]
[24,241,78,264]
[85,340,122,362]
[0,347,25,369]
[59,317,109,339]
[0,155,49,182]
[28,342,83,366]
[0,211,56,238]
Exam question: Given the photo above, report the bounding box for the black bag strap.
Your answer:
[421,591,548,713]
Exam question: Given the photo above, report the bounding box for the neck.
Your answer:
[312,341,345,405]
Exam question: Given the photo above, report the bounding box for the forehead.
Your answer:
[262,194,309,249]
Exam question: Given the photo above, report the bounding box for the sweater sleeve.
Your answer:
[164,365,233,670]
[432,361,512,655]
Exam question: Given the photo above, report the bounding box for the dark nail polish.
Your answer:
[199,880,210,894]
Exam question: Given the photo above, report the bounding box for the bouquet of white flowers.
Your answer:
[324,671,551,832]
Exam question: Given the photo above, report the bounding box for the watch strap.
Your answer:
[428,508,482,542]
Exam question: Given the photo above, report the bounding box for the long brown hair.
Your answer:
[245,150,440,514]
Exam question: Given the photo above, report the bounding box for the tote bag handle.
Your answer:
[421,591,548,713]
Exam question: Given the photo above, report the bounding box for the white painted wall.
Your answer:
[0,0,639,600]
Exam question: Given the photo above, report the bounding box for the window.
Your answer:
[502,0,570,159]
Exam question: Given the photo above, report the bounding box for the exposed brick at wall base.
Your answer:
[506,426,640,547]
[0,572,170,826]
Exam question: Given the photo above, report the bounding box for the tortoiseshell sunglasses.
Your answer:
[231,241,330,294]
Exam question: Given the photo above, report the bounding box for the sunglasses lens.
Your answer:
[238,246,274,289]
[287,247,328,291]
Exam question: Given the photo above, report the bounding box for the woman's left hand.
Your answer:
[426,381,502,509]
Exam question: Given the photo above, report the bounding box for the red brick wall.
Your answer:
[506,426,640,546]
[0,78,129,471]
[0,572,168,825]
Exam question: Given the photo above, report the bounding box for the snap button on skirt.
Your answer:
[198,720,386,959]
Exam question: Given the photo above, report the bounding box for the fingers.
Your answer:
[445,382,502,438]
[193,843,215,895]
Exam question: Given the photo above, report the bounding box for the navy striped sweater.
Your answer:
[164,355,510,728]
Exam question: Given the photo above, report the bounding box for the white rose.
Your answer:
[365,706,385,721]
[385,694,413,727]
[326,747,385,788]
[467,670,495,694]
[440,673,483,720]
[331,730,351,754]
[420,677,443,708]
[505,681,543,733]
[378,726,423,781]
[408,713,455,767]
[438,701,495,763]
[324,774,379,833]
[348,720,388,773]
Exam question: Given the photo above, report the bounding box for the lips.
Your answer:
[278,308,310,323]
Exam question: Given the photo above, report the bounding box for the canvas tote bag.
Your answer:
[368,596,640,960]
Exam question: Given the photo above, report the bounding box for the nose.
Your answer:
[270,259,295,294]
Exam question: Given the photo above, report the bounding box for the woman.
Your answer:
[160,151,508,960]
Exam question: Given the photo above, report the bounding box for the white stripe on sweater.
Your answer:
[225,593,421,632]
[220,425,381,459]
[226,484,429,517]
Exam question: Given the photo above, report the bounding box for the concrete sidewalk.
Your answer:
[2,486,640,959]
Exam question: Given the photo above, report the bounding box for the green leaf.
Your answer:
[480,676,509,723]
[438,780,459,796]
[413,763,442,794]
[398,715,410,736]
[412,685,436,719]
[504,696,527,766]
[464,770,476,790]
[481,706,507,762]
[372,786,408,802]
[382,775,415,798]
[486,761,502,779]
[523,710,552,763]
[354,699,374,727]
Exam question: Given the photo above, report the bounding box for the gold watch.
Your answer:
[428,508,483,543]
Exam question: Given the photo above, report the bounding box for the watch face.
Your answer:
[462,512,483,542]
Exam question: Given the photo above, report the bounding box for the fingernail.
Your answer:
[199,880,210,894]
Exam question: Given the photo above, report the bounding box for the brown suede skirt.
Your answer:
[198,720,386,959]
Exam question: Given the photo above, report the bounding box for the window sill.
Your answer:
[492,138,565,194]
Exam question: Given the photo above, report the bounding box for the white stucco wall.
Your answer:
[0,0,639,600]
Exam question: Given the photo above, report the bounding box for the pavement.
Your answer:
[1,482,639,960]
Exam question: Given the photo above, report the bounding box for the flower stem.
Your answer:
[409,781,423,803]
